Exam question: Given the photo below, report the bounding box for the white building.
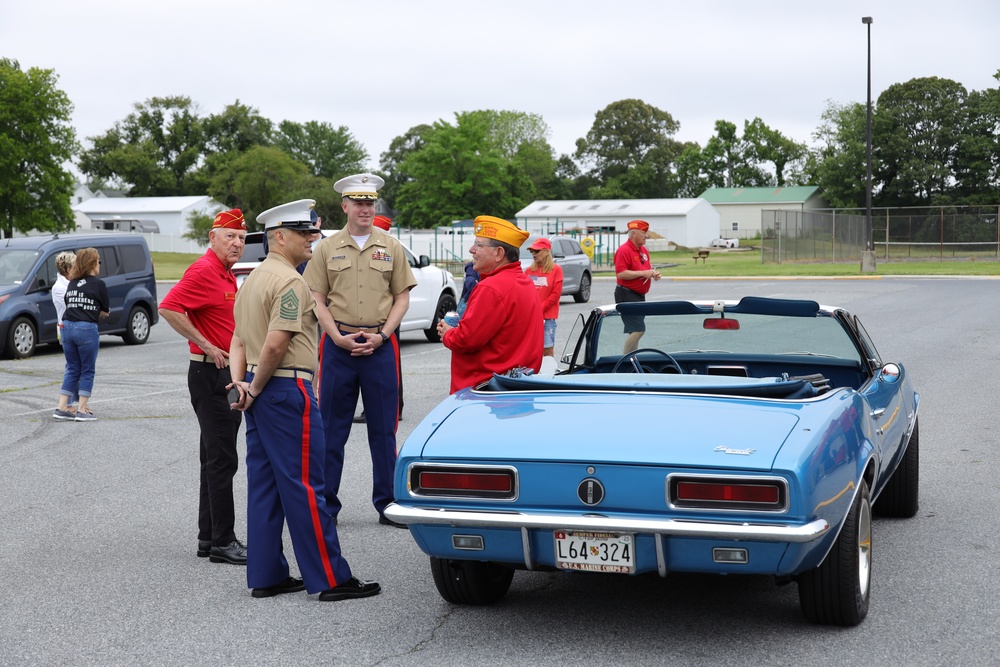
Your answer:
[72,196,221,237]
[514,199,721,249]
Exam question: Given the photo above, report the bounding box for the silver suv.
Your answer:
[519,235,592,303]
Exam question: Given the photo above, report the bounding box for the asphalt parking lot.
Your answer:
[2,276,999,666]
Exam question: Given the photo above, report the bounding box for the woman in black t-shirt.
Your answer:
[53,248,109,422]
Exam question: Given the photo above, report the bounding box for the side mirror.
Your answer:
[879,363,901,384]
[419,255,431,268]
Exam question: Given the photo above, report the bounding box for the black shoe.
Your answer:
[317,577,381,602]
[252,577,305,599]
[378,514,408,529]
[197,540,211,558]
[209,539,247,565]
[353,411,366,424]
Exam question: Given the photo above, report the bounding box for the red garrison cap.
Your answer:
[373,215,392,231]
[213,209,246,230]
[627,219,650,232]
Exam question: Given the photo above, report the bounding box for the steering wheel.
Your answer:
[611,348,684,374]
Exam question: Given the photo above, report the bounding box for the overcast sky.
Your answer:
[3,0,997,172]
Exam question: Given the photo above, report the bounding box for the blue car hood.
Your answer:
[419,393,802,470]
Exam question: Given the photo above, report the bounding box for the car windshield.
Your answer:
[0,249,40,286]
[594,310,863,363]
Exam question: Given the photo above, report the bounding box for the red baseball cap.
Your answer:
[528,237,551,251]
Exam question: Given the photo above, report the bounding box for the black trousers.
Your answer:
[189,361,242,546]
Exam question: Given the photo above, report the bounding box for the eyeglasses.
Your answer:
[472,241,496,249]
[528,249,541,254]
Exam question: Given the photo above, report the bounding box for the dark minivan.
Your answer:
[0,233,159,358]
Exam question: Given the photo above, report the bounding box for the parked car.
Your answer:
[384,296,920,626]
[0,233,159,358]
[519,235,592,303]
[233,231,458,342]
[711,237,740,248]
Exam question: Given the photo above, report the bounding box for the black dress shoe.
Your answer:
[209,539,248,565]
[197,540,211,558]
[378,514,408,529]
[317,577,381,601]
[252,577,305,599]
[353,411,366,424]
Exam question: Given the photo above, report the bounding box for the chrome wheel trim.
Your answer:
[857,494,872,598]
[14,322,34,355]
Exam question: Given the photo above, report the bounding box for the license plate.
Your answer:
[554,530,634,573]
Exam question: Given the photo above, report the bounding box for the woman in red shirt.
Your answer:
[524,238,564,357]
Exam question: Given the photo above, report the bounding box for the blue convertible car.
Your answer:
[384,297,919,626]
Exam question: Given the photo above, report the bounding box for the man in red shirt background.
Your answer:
[159,209,248,566]
[614,219,661,354]
[437,215,541,393]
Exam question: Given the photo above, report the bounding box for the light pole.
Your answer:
[861,16,876,272]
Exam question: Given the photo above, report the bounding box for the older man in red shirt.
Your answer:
[437,215,542,393]
[614,219,661,354]
[159,209,248,565]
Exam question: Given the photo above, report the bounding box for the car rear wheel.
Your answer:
[122,306,151,345]
[6,316,37,359]
[573,272,592,303]
[874,419,919,518]
[424,293,457,342]
[429,557,514,605]
[797,480,871,626]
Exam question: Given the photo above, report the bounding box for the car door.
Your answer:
[554,238,585,296]
[853,315,908,490]
[95,244,125,331]
[400,245,437,330]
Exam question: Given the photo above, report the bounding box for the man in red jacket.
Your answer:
[437,215,542,393]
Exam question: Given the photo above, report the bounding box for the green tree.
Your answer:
[0,58,78,237]
[951,71,1000,204]
[574,99,685,199]
[378,124,432,213]
[206,145,311,230]
[79,96,204,196]
[802,101,868,208]
[874,76,968,206]
[203,100,273,154]
[274,120,367,179]
[742,118,807,187]
[394,111,558,228]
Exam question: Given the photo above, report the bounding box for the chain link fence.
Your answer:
[760,205,1000,264]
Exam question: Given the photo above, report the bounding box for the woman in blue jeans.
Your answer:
[53,248,109,422]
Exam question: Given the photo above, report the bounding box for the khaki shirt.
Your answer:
[303,229,417,327]
[233,254,318,372]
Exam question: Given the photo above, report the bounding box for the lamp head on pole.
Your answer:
[862,16,872,24]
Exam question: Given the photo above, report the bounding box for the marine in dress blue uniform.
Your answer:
[303,175,416,527]
[230,198,380,601]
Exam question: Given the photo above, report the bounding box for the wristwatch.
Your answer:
[379,331,390,344]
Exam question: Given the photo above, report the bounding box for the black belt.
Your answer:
[246,365,314,382]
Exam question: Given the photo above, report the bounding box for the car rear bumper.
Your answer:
[382,503,829,543]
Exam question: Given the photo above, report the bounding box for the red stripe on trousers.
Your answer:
[297,378,337,588]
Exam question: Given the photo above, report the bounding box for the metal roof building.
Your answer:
[72,196,220,237]
[514,199,720,249]
[698,186,826,239]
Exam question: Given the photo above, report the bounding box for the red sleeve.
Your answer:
[159,260,210,314]
[443,283,504,353]
[614,243,633,275]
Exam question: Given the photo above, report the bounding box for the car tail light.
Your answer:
[668,476,787,512]
[409,465,517,500]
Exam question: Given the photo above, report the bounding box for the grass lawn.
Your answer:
[152,247,1000,281]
